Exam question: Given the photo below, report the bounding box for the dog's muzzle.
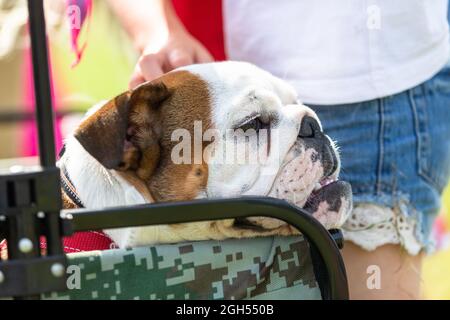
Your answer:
[299,116,338,177]
[233,115,352,232]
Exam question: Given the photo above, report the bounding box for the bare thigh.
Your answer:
[342,242,423,299]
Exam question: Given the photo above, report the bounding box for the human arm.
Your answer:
[107,0,213,88]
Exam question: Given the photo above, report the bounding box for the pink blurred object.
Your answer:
[67,0,93,67]
[21,48,63,157]
[20,1,93,156]
[432,215,450,250]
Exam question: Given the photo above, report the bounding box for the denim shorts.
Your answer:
[309,62,450,253]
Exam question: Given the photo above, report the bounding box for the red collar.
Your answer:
[61,231,115,253]
[1,231,114,255]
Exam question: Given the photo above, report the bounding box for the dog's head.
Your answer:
[74,61,352,232]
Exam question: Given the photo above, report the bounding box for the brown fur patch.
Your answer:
[75,92,131,169]
[75,71,212,203]
[143,71,212,201]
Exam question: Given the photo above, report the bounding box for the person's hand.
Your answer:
[129,29,214,88]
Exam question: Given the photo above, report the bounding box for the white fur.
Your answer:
[184,62,321,199]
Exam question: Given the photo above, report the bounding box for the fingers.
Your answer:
[129,54,164,89]
[129,34,215,89]
[168,49,194,69]
[139,54,165,81]
[195,45,214,63]
[129,72,146,89]
[129,64,145,89]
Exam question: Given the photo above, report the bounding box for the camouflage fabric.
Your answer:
[42,236,321,300]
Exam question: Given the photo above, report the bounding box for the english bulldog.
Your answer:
[60,61,352,248]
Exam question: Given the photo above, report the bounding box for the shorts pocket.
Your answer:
[410,74,450,192]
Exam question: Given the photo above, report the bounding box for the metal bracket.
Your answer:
[0,256,67,298]
[0,169,69,298]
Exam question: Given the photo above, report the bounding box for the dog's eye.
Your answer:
[239,117,268,132]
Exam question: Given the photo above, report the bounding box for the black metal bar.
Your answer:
[0,110,85,124]
[27,0,56,167]
[67,197,349,300]
[0,0,66,300]
[0,169,66,299]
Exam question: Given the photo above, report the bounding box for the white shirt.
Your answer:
[223,0,450,105]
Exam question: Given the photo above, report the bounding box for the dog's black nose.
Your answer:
[299,116,322,139]
[299,116,338,176]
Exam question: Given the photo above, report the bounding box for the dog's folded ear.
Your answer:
[74,81,170,171]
